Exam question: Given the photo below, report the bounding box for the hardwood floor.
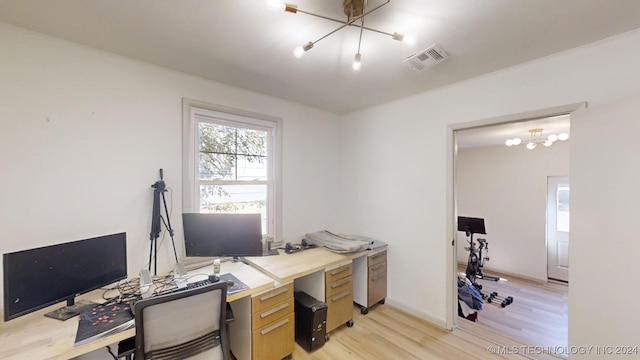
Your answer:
[458,269,569,351]
[290,304,562,360]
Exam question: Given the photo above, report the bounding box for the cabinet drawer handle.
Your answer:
[330,267,349,276]
[331,278,350,289]
[331,291,351,302]
[260,318,289,335]
[370,252,386,260]
[260,287,288,302]
[371,274,386,282]
[370,264,385,271]
[260,302,289,318]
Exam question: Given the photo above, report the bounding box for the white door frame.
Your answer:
[547,176,570,282]
[447,102,584,329]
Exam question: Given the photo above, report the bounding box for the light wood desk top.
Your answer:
[0,261,274,360]
[243,247,371,283]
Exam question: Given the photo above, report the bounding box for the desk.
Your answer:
[244,247,381,334]
[244,248,355,284]
[0,248,386,360]
[0,261,273,360]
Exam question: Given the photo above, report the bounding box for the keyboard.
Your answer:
[155,279,212,296]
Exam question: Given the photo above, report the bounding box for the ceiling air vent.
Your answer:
[403,44,449,71]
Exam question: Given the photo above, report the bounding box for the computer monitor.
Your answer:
[182,213,262,259]
[457,216,487,235]
[3,232,127,321]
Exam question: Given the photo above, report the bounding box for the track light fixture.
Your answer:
[266,0,416,70]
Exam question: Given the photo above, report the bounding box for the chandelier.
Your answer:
[266,0,416,71]
[505,128,569,150]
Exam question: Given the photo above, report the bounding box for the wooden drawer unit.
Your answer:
[353,249,387,314]
[324,263,354,333]
[251,283,294,360]
[251,312,295,360]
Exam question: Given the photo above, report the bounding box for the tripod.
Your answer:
[149,169,179,275]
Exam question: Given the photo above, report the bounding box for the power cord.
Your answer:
[106,345,118,359]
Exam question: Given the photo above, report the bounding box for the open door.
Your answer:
[547,176,570,282]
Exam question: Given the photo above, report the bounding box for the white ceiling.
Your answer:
[1,0,639,146]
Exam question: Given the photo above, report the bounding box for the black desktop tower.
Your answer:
[294,291,328,352]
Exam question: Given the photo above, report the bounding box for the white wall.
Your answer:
[338,27,640,343]
[570,96,640,358]
[456,142,570,281]
[0,22,341,312]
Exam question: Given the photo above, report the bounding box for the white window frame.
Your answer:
[182,98,282,240]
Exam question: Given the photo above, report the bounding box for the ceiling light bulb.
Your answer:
[558,132,569,141]
[265,0,285,9]
[392,32,416,46]
[526,142,536,150]
[512,137,521,146]
[293,42,313,58]
[505,139,513,147]
[352,53,362,71]
[544,140,553,147]
[402,35,416,46]
[547,134,558,142]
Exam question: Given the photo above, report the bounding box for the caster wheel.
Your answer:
[325,333,330,341]
[361,307,369,315]
[346,320,354,327]
[378,298,385,305]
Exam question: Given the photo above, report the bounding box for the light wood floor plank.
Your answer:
[290,304,561,360]
[464,270,568,350]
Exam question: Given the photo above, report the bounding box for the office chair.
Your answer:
[118,281,230,360]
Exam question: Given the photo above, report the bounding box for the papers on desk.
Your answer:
[74,302,134,346]
[304,230,375,253]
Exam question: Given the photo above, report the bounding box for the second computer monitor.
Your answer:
[182,213,263,258]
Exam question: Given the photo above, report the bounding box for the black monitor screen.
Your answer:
[3,232,127,321]
[457,216,487,235]
[183,213,262,257]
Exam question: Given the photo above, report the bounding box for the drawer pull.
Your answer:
[370,263,385,271]
[260,318,289,335]
[371,274,385,282]
[330,267,350,276]
[331,291,351,302]
[331,278,350,289]
[260,287,288,302]
[370,252,386,260]
[260,302,289,318]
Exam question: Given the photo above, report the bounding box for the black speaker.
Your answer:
[294,291,328,352]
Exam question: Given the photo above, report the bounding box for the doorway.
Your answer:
[452,112,573,349]
[547,176,570,282]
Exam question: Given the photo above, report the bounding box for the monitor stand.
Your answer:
[45,299,97,321]
[262,248,279,256]
[262,240,279,256]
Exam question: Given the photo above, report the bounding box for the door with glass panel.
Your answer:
[547,176,570,282]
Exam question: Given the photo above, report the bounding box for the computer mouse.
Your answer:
[226,280,235,287]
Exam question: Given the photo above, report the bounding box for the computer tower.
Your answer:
[294,291,328,352]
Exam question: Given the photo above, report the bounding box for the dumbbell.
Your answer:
[488,293,513,307]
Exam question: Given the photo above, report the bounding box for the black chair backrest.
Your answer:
[133,281,229,359]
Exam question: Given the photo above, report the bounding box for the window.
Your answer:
[182,99,281,239]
